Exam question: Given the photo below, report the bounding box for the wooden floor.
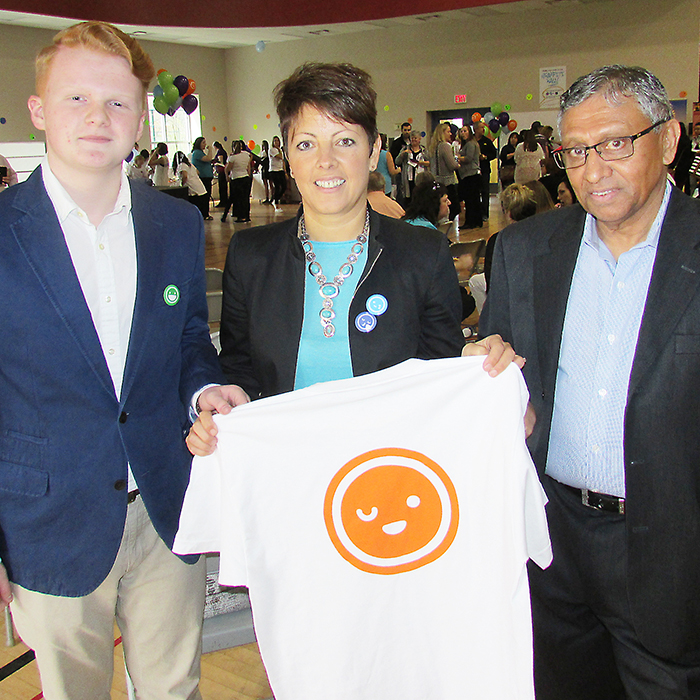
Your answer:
[0,193,506,700]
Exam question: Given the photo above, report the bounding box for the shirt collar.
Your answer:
[41,156,132,225]
[582,179,672,257]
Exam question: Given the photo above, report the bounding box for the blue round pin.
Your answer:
[355,311,377,333]
[366,294,388,316]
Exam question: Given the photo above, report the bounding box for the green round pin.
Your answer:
[163,284,180,306]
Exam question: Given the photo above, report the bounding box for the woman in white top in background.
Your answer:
[148,142,169,186]
[221,140,253,223]
[513,129,545,184]
[173,151,209,219]
[268,135,287,212]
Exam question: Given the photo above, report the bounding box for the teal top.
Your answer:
[294,239,368,390]
[404,216,438,230]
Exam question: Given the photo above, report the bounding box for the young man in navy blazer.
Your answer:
[0,21,246,699]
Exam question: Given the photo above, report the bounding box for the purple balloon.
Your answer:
[489,118,500,133]
[174,75,189,97]
[182,94,198,115]
[498,111,510,126]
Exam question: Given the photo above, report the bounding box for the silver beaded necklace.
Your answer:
[298,208,370,338]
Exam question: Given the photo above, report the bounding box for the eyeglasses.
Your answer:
[551,118,670,170]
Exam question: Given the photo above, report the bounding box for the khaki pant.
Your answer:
[11,496,206,700]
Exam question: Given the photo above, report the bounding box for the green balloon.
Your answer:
[157,71,174,88]
[164,84,180,105]
[490,102,503,117]
[154,95,169,114]
[253,144,261,154]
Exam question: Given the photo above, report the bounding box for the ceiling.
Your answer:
[0,0,600,48]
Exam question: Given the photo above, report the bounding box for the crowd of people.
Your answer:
[2,18,700,700]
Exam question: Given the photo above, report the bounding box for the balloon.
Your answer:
[153,95,169,114]
[490,102,503,117]
[508,119,518,131]
[171,96,183,112]
[167,105,178,117]
[182,94,198,115]
[471,112,482,123]
[483,112,494,124]
[174,75,189,96]
[489,118,500,134]
[184,79,196,97]
[153,85,164,99]
[164,84,180,105]
[498,112,509,126]
[253,144,261,154]
[256,40,266,52]
[157,71,174,89]
[248,140,256,150]
[157,68,167,75]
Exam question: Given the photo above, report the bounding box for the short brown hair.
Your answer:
[36,21,154,103]
[274,63,378,149]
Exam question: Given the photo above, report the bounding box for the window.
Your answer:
[147,94,202,158]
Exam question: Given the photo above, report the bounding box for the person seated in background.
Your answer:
[401,173,451,231]
[556,175,577,207]
[367,170,404,218]
[0,153,19,189]
[126,153,150,181]
[449,241,477,328]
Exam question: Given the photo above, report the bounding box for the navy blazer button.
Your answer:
[114,479,127,491]
[119,412,128,424]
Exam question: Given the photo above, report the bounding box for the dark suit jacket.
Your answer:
[481,189,700,662]
[0,169,225,596]
[219,208,463,398]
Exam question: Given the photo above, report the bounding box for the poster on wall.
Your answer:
[540,66,566,109]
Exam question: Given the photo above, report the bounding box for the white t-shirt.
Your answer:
[175,357,551,700]
[177,162,207,196]
[268,146,285,172]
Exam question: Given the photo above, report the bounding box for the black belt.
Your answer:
[127,489,140,504]
[560,483,625,515]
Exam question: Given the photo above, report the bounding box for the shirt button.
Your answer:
[617,281,625,290]
[607,334,615,344]
[108,348,115,355]
[106,296,111,303]
[99,243,105,250]
[591,444,601,454]
[114,479,127,491]
[598,388,607,397]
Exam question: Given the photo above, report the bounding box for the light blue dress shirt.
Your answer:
[547,182,672,497]
[294,239,368,390]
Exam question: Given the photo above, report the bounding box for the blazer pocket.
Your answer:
[0,461,48,497]
[675,334,700,354]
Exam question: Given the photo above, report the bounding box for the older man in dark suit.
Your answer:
[481,65,700,698]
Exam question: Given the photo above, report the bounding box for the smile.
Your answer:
[315,178,345,189]
[382,520,407,535]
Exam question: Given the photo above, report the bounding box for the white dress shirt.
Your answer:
[42,157,138,488]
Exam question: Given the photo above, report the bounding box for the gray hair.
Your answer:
[558,65,673,134]
[410,130,422,139]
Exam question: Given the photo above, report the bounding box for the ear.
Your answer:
[136,110,146,143]
[368,134,382,171]
[27,95,46,131]
[661,119,681,166]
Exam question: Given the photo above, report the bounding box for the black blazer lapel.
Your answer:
[533,207,586,396]
[630,190,700,394]
[10,170,115,398]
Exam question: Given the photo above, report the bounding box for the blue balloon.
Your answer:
[256,40,266,52]
[153,85,164,99]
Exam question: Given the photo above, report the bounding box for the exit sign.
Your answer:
[454,94,467,104]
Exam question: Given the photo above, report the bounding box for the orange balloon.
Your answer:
[185,79,196,96]
[508,119,518,131]
[408,117,413,124]
[471,112,482,123]
[157,68,167,75]
[248,140,256,150]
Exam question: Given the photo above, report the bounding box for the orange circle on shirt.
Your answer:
[324,448,459,574]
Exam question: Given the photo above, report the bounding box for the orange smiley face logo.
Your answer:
[324,448,459,574]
